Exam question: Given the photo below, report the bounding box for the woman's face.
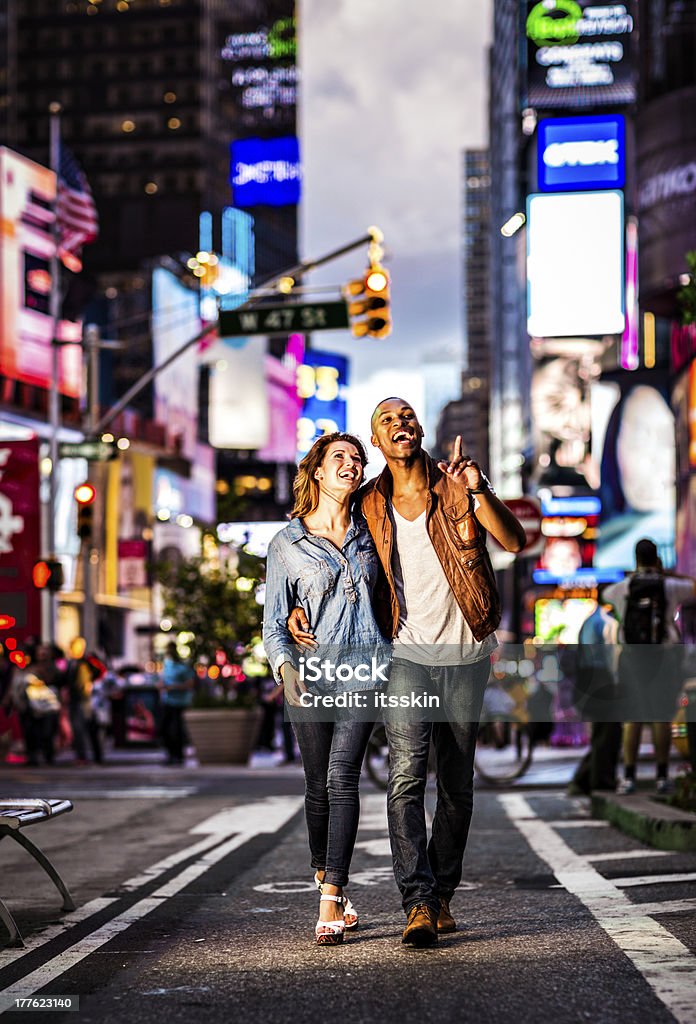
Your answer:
[616,386,676,513]
[314,441,364,496]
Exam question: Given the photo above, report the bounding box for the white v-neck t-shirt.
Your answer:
[390,504,498,666]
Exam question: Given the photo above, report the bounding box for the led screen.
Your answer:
[230,136,301,207]
[527,190,625,338]
[537,115,625,192]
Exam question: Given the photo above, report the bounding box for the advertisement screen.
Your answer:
[534,598,596,643]
[526,0,636,109]
[218,2,297,134]
[0,148,82,397]
[151,268,202,461]
[0,438,41,643]
[537,115,625,192]
[297,350,349,458]
[595,383,676,570]
[230,136,301,207]
[527,190,625,338]
[257,353,303,463]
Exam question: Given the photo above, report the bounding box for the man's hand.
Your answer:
[281,663,308,707]
[437,435,483,490]
[287,607,318,650]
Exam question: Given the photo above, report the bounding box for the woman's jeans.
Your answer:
[384,656,489,915]
[290,709,373,888]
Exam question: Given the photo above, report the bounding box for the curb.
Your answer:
[591,792,696,852]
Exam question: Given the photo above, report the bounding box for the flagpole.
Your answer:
[47,100,62,646]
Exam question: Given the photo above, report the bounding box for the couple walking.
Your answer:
[263,398,525,947]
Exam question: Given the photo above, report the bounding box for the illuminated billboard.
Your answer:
[526,1,636,110]
[0,148,82,397]
[152,268,202,460]
[218,3,297,133]
[537,115,625,192]
[297,350,348,458]
[527,190,625,338]
[230,136,301,207]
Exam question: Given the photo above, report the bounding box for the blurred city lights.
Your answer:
[500,212,526,237]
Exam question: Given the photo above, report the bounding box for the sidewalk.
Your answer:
[592,789,696,852]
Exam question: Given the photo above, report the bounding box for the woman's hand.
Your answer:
[281,662,308,707]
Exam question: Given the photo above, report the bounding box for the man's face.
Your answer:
[371,399,423,460]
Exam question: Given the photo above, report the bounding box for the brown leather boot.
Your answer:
[437,898,456,933]
[402,904,438,946]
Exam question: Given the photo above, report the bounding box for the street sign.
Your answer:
[59,440,116,462]
[504,497,543,553]
[218,301,349,337]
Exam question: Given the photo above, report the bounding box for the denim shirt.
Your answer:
[263,514,389,692]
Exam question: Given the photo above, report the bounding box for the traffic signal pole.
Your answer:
[88,229,381,438]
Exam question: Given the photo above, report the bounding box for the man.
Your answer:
[567,586,622,796]
[290,398,524,946]
[160,641,195,765]
[604,538,696,795]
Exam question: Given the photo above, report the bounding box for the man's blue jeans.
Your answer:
[384,657,489,915]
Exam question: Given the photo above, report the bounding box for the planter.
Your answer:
[184,707,263,765]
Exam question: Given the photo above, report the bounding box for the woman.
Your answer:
[263,432,388,945]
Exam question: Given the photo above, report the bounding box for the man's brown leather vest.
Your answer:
[359,454,502,643]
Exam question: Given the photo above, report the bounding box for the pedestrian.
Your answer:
[8,644,61,766]
[263,432,390,946]
[567,586,622,796]
[64,637,102,765]
[289,399,525,946]
[159,641,194,765]
[604,539,696,795]
[257,678,296,763]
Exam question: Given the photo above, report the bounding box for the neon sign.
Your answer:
[526,1,636,108]
[221,17,296,62]
[538,115,625,191]
[526,2,633,46]
[230,137,302,207]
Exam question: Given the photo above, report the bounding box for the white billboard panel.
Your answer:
[527,190,625,338]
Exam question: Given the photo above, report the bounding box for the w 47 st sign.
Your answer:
[218,301,349,337]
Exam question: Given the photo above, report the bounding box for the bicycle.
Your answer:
[365,716,536,791]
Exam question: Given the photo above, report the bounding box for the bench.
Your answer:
[0,799,75,948]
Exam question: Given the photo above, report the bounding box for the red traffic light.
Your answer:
[32,559,64,591]
[74,482,97,505]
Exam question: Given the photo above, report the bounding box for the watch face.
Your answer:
[616,386,675,514]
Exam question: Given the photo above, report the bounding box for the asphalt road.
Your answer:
[1,761,696,1024]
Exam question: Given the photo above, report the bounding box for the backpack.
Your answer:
[623,573,666,644]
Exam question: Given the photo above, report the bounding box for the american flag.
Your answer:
[56,146,98,273]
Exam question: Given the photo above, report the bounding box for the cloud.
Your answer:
[301,0,492,373]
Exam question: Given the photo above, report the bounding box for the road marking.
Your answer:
[626,899,696,916]
[13,788,199,800]
[585,850,678,863]
[354,838,392,857]
[546,819,609,828]
[0,796,302,985]
[501,794,696,1024]
[610,872,696,888]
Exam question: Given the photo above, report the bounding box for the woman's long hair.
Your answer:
[291,432,368,520]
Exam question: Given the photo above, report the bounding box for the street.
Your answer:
[2,762,696,1023]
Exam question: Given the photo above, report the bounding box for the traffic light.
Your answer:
[74,482,96,541]
[32,559,64,591]
[345,264,392,339]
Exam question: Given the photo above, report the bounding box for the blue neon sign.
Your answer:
[538,115,625,193]
[230,136,301,208]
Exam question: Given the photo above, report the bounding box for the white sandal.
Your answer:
[315,894,345,945]
[314,873,359,930]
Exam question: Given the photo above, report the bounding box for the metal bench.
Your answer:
[0,799,75,948]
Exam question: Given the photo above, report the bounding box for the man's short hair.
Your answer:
[370,397,409,432]
[635,538,658,567]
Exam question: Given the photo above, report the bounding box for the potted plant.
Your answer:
[155,548,267,764]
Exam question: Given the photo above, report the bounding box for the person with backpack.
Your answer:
[567,586,622,796]
[604,538,696,794]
